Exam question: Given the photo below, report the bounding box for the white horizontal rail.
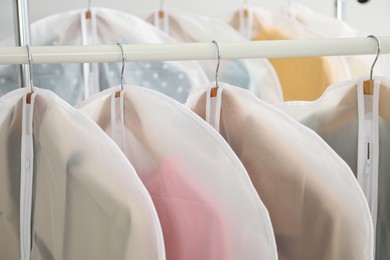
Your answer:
[0,37,389,65]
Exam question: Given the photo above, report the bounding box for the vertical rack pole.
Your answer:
[13,0,32,88]
[335,0,346,21]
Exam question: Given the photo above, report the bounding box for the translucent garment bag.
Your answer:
[276,77,390,260]
[279,3,385,79]
[77,86,278,260]
[187,82,374,260]
[146,9,283,103]
[0,87,165,260]
[0,7,208,104]
[227,6,351,101]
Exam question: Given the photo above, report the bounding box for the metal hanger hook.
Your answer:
[367,35,380,80]
[87,0,91,10]
[26,44,34,93]
[211,40,221,87]
[117,43,125,91]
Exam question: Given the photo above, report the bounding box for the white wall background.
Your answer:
[0,0,389,41]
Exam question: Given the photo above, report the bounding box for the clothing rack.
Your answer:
[13,0,32,87]
[0,36,390,65]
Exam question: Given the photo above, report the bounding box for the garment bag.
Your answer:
[187,83,373,260]
[77,86,278,260]
[276,77,390,260]
[227,6,350,101]
[279,3,384,78]
[0,87,165,260]
[147,9,283,103]
[0,7,208,104]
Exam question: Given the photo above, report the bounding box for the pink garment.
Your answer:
[144,158,231,260]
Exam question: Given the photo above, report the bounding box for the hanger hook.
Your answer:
[211,40,221,87]
[367,35,380,80]
[117,43,125,91]
[87,0,91,10]
[26,44,34,93]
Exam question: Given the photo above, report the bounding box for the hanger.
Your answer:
[238,0,252,39]
[210,40,221,97]
[153,0,169,32]
[25,45,34,103]
[25,45,34,104]
[85,0,92,19]
[242,0,250,18]
[116,43,125,96]
[364,35,380,95]
[112,43,164,163]
[158,0,166,19]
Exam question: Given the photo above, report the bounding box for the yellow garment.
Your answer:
[255,28,335,101]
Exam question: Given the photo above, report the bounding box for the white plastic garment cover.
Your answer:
[0,7,208,104]
[0,87,165,260]
[146,9,283,103]
[226,6,351,101]
[279,3,357,37]
[278,3,385,79]
[187,82,374,260]
[276,77,390,260]
[77,86,278,260]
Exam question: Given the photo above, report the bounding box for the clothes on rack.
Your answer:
[0,7,209,105]
[77,85,278,260]
[0,87,165,260]
[0,3,386,259]
[186,82,374,260]
[0,51,380,259]
[228,5,352,101]
[276,77,390,260]
[146,8,283,103]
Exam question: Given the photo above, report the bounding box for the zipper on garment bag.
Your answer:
[357,80,380,257]
[20,92,35,260]
[364,142,372,208]
[360,95,376,211]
